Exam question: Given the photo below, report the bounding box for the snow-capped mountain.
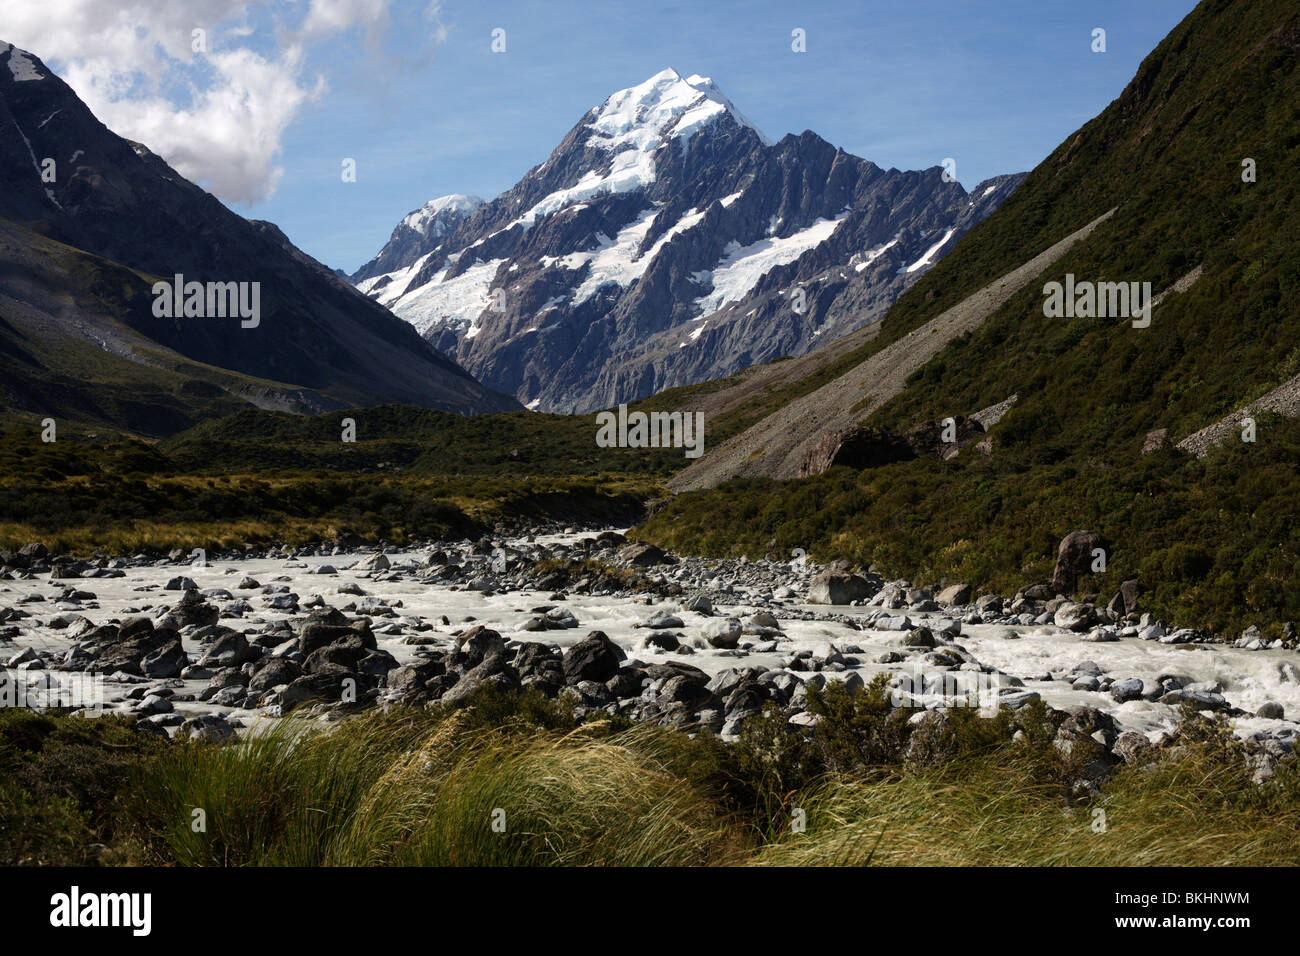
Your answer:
[353,68,1025,413]
[354,193,485,284]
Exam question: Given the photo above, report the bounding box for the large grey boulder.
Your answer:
[808,570,882,605]
[620,542,667,567]
[936,583,972,606]
[1053,602,1097,632]
[701,617,742,649]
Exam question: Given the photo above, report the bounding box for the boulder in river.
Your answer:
[808,570,882,605]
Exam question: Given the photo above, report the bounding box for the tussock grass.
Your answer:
[755,749,1300,867]
[11,687,1299,867]
[128,711,744,867]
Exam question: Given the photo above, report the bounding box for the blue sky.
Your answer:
[14,0,1202,272]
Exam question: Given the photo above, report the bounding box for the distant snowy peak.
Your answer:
[587,68,771,155]
[351,193,487,281]
[401,194,485,238]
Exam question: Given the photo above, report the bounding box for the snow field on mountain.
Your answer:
[392,257,506,337]
[693,214,849,317]
[904,227,957,274]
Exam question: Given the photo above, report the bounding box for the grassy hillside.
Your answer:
[637,0,1300,635]
[866,0,1299,446]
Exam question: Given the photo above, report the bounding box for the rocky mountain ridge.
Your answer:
[355,68,1024,413]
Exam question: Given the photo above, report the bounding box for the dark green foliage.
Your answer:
[158,403,683,478]
[0,710,166,865]
[0,418,655,551]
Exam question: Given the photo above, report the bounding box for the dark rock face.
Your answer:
[387,658,447,700]
[798,426,915,477]
[903,627,936,648]
[197,631,257,668]
[798,416,985,477]
[442,654,520,706]
[139,632,188,678]
[298,609,376,656]
[249,658,302,692]
[514,642,566,694]
[118,616,155,641]
[0,43,516,422]
[1051,530,1104,595]
[86,623,184,677]
[903,416,985,460]
[1119,579,1141,615]
[281,666,355,708]
[352,69,1025,413]
[161,596,219,630]
[562,631,626,684]
[452,626,507,669]
[302,636,369,674]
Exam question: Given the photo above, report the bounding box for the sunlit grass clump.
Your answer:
[754,749,1300,867]
[127,710,744,867]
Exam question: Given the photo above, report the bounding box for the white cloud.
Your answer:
[425,2,449,46]
[2,0,398,205]
[302,0,390,45]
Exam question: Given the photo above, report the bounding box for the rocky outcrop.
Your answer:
[808,570,882,605]
[1051,530,1104,595]
[797,414,985,477]
[903,416,985,460]
[798,425,915,477]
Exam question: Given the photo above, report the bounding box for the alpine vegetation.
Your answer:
[595,403,705,458]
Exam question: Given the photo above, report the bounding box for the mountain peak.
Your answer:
[401,194,486,237]
[589,68,771,153]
